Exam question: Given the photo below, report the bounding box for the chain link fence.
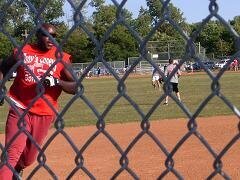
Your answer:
[0,0,240,179]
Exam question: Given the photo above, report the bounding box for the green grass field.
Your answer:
[0,71,240,133]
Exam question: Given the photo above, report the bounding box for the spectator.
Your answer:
[97,67,101,77]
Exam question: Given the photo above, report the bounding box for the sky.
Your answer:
[112,0,240,23]
[64,0,240,23]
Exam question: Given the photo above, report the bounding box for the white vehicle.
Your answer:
[215,59,230,69]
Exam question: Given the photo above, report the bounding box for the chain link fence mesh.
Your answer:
[0,0,240,179]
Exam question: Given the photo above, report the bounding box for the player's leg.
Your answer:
[176,92,181,101]
[152,76,155,87]
[163,82,174,105]
[173,83,181,101]
[154,80,158,89]
[152,80,156,88]
[163,96,169,105]
[152,76,156,88]
[0,108,30,179]
[156,78,161,89]
[16,114,54,169]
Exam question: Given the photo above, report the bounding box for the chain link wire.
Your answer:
[0,0,240,179]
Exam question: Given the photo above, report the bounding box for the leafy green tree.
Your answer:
[0,33,13,58]
[146,0,189,41]
[195,21,233,58]
[28,0,65,24]
[230,16,240,53]
[231,16,240,34]
[105,25,138,61]
[0,0,65,38]
[133,7,152,38]
[195,21,221,55]
[53,23,92,63]
[64,29,93,63]
[91,3,138,61]
[89,0,105,8]
[0,1,26,28]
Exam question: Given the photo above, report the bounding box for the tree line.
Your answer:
[0,0,239,63]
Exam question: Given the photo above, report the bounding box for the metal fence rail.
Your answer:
[0,0,240,179]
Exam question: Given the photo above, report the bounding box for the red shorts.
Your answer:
[0,107,54,179]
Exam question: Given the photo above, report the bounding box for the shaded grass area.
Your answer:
[0,71,240,133]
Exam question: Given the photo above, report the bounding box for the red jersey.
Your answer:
[9,44,71,115]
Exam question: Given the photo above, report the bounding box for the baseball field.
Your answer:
[0,71,239,179]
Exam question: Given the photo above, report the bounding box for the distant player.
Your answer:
[163,58,181,105]
[233,59,238,71]
[152,64,162,90]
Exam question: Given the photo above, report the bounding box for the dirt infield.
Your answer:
[1,115,240,179]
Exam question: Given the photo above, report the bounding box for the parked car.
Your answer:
[215,59,230,69]
[185,62,201,71]
[192,62,201,70]
[203,61,215,69]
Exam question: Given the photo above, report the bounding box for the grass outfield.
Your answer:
[0,71,240,132]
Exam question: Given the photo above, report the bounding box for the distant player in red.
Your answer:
[233,59,238,71]
[0,23,77,179]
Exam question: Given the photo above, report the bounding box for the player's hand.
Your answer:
[43,75,59,87]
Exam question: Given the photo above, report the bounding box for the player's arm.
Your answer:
[0,55,17,106]
[177,68,182,76]
[44,66,77,94]
[0,54,17,78]
[164,66,168,77]
[58,65,77,95]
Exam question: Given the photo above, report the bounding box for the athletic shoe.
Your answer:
[163,102,168,105]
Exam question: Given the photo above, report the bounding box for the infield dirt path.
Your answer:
[1,115,240,179]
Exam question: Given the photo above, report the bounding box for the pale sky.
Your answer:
[64,0,240,23]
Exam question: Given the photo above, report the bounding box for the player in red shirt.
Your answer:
[0,23,77,179]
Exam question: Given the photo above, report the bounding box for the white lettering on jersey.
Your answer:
[23,53,57,83]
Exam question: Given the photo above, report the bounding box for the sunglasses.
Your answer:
[39,30,57,38]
